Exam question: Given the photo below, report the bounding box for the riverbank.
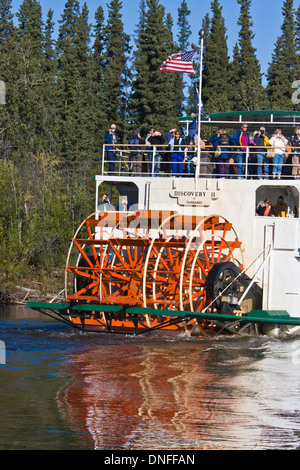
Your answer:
[0,268,65,305]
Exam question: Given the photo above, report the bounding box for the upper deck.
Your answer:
[101,110,300,179]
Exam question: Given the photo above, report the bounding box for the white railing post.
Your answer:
[245,146,249,178]
[102,145,105,175]
[152,146,156,177]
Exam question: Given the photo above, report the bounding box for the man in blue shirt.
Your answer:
[104,124,118,175]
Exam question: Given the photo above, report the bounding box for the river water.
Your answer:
[1,304,300,451]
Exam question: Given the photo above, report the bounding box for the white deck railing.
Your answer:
[101,144,300,179]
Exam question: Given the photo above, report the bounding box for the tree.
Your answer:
[0,0,15,157]
[131,0,177,134]
[0,0,14,55]
[267,0,297,110]
[101,0,131,139]
[91,4,106,143]
[56,0,95,165]
[202,0,231,113]
[176,0,192,116]
[11,0,50,159]
[230,0,266,110]
[186,14,210,115]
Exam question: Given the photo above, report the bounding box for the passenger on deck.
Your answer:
[210,127,223,177]
[168,129,186,177]
[290,128,300,179]
[145,127,155,174]
[254,127,269,180]
[275,196,288,217]
[117,196,131,211]
[210,129,232,178]
[148,129,165,176]
[260,198,278,217]
[269,129,288,180]
[129,130,143,176]
[231,123,250,178]
[98,193,115,211]
[256,200,265,216]
[185,134,195,176]
[104,124,118,175]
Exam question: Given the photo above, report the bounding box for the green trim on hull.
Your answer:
[26,302,300,326]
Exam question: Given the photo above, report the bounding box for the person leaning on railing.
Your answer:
[129,130,143,176]
[210,129,232,178]
[254,127,270,180]
[231,123,250,179]
[168,129,186,177]
[104,124,118,175]
[269,129,288,180]
[147,129,165,177]
[290,128,300,179]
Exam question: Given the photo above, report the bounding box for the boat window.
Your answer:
[96,181,139,212]
[255,185,299,218]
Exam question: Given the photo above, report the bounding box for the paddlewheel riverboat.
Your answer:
[28,111,300,338]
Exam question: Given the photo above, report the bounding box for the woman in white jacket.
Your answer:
[269,129,288,179]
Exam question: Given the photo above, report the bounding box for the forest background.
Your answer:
[0,0,299,300]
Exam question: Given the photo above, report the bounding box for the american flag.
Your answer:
[160,50,196,74]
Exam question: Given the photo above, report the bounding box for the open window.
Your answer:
[96,180,139,212]
[256,185,299,218]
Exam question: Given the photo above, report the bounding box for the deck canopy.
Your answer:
[179,110,300,136]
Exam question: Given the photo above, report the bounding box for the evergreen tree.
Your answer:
[91,5,107,144]
[0,0,15,157]
[266,0,297,110]
[176,0,191,116]
[56,0,94,165]
[41,10,59,156]
[293,5,300,110]
[101,0,130,139]
[186,14,210,115]
[0,0,14,55]
[231,0,266,110]
[202,0,231,113]
[131,0,177,134]
[295,5,300,79]
[11,0,48,158]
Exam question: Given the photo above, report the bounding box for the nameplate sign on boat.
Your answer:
[170,190,219,206]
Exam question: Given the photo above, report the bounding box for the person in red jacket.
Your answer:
[231,123,250,178]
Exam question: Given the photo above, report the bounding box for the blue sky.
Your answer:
[11,0,286,84]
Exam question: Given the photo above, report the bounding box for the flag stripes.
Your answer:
[160,50,196,74]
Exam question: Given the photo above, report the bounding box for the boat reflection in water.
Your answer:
[1,305,300,450]
[57,334,300,450]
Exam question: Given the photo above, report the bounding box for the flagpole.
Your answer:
[195,30,204,183]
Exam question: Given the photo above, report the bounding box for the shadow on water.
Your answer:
[1,304,300,450]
